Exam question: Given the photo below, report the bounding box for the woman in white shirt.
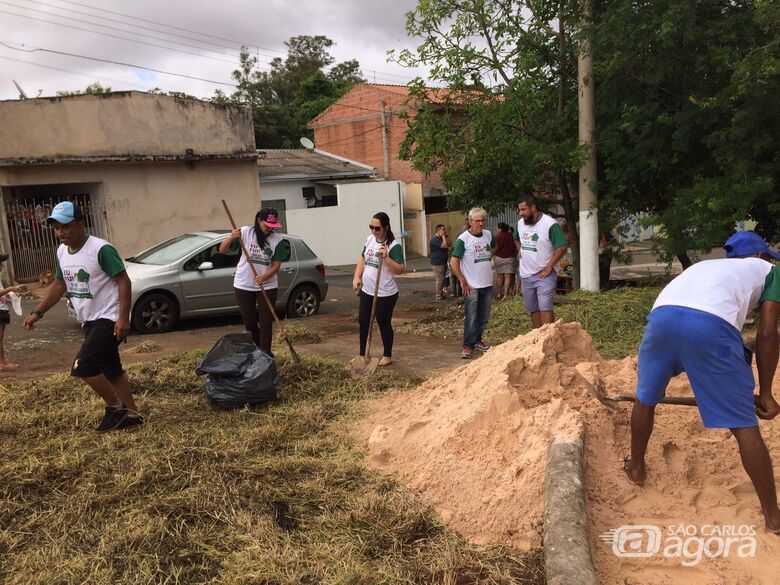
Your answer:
[220,208,291,355]
[352,212,405,365]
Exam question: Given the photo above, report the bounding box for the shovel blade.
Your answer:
[350,355,380,379]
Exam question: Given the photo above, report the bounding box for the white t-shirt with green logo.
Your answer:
[514,214,568,278]
[55,235,125,323]
[232,226,291,292]
[452,230,496,289]
[361,236,405,297]
[653,258,779,330]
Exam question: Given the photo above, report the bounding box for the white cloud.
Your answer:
[0,0,429,100]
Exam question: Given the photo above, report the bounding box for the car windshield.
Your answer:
[130,234,212,265]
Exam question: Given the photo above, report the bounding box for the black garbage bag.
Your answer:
[195,333,279,409]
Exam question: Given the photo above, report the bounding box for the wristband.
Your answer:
[31,309,44,319]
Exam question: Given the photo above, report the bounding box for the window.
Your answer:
[183,242,241,271]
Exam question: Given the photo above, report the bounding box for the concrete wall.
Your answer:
[0,160,261,255]
[0,92,255,159]
[286,180,404,266]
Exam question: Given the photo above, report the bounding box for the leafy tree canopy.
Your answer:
[214,35,365,148]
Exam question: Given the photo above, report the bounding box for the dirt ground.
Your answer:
[0,295,482,383]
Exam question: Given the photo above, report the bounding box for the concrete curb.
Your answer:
[543,431,599,585]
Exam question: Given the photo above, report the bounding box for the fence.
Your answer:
[2,195,108,282]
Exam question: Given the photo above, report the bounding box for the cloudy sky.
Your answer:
[0,0,429,100]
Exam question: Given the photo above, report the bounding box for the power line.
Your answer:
[0,1,247,67]
[53,0,288,57]
[0,54,148,90]
[0,41,238,87]
[32,0,420,83]
[28,0,246,55]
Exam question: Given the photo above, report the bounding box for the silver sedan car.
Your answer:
[123,230,328,333]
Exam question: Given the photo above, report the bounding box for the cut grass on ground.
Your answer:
[0,354,544,585]
[397,287,662,359]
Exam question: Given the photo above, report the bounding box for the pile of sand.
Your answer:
[356,321,780,584]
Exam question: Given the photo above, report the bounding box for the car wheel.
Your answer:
[132,292,180,333]
[286,285,320,318]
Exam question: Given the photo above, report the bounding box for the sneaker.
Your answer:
[116,412,145,431]
[461,347,473,359]
[474,341,492,352]
[95,405,128,433]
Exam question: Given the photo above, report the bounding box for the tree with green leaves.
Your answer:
[56,82,112,96]
[214,35,365,148]
[595,0,780,266]
[397,0,778,274]
[395,0,586,281]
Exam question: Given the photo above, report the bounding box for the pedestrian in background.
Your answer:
[429,224,450,301]
[493,222,518,300]
[0,254,22,372]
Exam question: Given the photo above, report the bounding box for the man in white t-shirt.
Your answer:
[451,207,496,359]
[24,202,143,433]
[625,231,780,535]
[513,195,568,328]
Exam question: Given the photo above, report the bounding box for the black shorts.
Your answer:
[71,319,124,380]
[0,310,9,326]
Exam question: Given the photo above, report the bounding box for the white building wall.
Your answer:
[259,179,336,211]
[286,180,404,266]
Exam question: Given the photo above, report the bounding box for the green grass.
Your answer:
[0,353,544,585]
[397,287,662,359]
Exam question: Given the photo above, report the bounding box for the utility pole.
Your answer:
[380,100,390,179]
[577,0,599,292]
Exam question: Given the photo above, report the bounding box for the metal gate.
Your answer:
[2,195,108,282]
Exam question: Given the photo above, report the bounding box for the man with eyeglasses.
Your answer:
[451,207,496,359]
[514,194,568,328]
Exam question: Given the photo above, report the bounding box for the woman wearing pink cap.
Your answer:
[220,208,290,355]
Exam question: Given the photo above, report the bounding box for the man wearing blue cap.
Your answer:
[23,202,143,433]
[624,231,780,533]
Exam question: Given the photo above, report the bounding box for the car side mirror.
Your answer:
[198,261,214,271]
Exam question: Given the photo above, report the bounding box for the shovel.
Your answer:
[222,200,300,363]
[351,251,384,379]
[574,370,697,411]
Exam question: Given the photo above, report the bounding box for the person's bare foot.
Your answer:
[764,511,780,535]
[0,362,18,372]
[623,456,646,486]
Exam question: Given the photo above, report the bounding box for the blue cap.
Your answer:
[47,201,85,225]
[723,230,780,260]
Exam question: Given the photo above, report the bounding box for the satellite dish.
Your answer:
[299,137,315,150]
[12,80,29,99]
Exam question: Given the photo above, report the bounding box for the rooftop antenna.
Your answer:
[12,79,28,99]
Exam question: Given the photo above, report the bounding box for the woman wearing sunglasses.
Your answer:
[352,212,405,365]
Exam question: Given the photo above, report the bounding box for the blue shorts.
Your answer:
[520,272,557,313]
[636,306,756,429]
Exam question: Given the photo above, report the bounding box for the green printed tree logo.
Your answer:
[531,233,539,242]
[75,268,90,283]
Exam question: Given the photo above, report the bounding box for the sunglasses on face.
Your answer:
[369,225,382,232]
